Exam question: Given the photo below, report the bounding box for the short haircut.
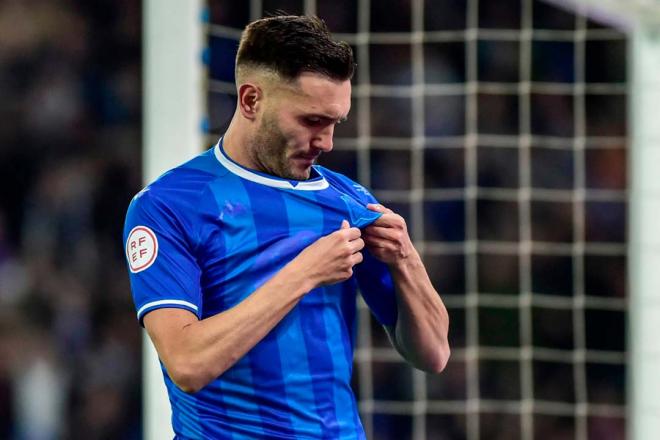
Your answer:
[236,15,355,82]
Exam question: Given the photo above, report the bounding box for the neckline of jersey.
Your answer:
[213,138,329,191]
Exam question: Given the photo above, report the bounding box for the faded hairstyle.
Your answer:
[236,15,355,83]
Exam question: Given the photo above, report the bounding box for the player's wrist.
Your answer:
[388,247,423,274]
[280,260,317,295]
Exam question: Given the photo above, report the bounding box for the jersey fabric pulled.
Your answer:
[124,140,399,439]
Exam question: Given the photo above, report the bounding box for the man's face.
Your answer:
[250,72,351,180]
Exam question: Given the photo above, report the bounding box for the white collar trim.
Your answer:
[213,140,329,191]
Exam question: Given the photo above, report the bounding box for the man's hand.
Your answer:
[363,204,415,265]
[291,220,364,288]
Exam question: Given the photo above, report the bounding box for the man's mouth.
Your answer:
[293,154,320,164]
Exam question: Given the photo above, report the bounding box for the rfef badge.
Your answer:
[126,226,159,273]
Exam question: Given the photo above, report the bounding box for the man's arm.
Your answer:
[143,221,364,393]
[363,204,450,373]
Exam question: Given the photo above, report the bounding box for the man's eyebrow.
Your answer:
[305,113,349,123]
[328,114,349,123]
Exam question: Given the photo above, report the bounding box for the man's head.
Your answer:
[230,15,354,180]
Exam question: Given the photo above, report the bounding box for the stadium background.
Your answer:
[0,0,630,439]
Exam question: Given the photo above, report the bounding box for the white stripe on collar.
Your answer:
[213,139,329,191]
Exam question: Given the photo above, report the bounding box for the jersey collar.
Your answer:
[214,138,329,191]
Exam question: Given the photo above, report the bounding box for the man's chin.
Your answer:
[287,168,312,181]
[286,160,314,180]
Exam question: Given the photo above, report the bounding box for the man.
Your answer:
[124,15,449,439]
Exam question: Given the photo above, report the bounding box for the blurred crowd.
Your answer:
[0,0,628,439]
[0,0,142,438]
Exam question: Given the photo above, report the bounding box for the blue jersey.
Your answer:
[124,140,398,439]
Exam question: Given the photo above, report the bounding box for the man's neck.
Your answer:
[221,119,255,170]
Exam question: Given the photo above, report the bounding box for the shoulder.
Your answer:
[315,165,378,204]
[125,149,227,235]
[130,149,225,212]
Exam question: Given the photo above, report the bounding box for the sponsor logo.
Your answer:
[352,183,372,196]
[126,226,158,273]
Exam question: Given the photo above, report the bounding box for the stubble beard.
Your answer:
[251,111,311,181]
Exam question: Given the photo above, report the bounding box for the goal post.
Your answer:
[627,20,660,440]
[142,0,206,438]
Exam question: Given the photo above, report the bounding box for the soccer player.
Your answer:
[124,15,449,439]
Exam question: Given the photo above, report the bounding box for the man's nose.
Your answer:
[313,125,334,152]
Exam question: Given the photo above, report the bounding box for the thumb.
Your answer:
[341,219,350,229]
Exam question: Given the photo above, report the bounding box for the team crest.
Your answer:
[126,226,159,273]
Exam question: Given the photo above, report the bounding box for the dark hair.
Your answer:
[236,15,355,82]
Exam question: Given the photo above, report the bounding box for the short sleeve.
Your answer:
[124,189,202,325]
[355,250,398,326]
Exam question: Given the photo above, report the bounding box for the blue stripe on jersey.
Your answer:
[317,198,361,439]
[340,279,358,355]
[242,180,296,438]
[298,287,341,439]
[322,284,361,440]
[280,194,326,437]
[192,187,231,440]
[208,175,265,438]
[340,278,363,433]
[164,374,205,439]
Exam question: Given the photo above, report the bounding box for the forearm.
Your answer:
[388,250,450,373]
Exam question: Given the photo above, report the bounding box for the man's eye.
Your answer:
[305,117,322,125]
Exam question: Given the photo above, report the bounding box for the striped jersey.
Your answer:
[123,139,398,439]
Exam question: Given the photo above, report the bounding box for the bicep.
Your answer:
[143,308,199,363]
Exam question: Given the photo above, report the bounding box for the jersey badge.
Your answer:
[126,226,159,273]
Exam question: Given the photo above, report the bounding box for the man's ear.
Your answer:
[237,83,261,120]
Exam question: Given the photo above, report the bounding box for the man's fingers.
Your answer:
[341,220,362,238]
[332,222,361,241]
[351,251,364,265]
[367,203,394,214]
[363,226,398,241]
[369,213,405,229]
[350,238,365,253]
[363,235,396,251]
